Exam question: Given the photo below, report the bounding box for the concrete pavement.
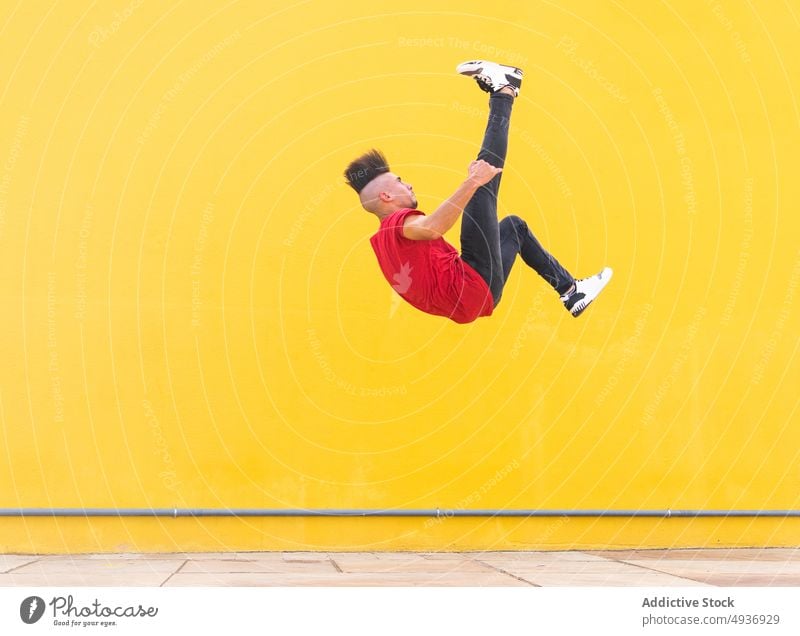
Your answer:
[1,548,799,586]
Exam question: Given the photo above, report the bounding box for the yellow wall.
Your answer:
[0,0,798,553]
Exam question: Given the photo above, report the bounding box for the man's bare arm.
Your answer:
[402,179,479,240]
[402,160,502,240]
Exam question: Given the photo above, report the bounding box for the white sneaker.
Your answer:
[561,267,613,317]
[456,60,523,96]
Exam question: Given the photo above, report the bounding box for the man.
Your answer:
[344,60,612,324]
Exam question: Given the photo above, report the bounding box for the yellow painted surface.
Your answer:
[0,0,798,553]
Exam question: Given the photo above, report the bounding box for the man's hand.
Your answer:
[401,160,502,241]
[467,159,502,187]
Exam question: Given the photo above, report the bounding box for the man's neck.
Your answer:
[375,206,405,221]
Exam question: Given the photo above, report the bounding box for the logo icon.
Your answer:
[389,261,412,318]
[20,596,45,624]
[391,261,413,294]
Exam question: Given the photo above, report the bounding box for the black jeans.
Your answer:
[460,92,575,307]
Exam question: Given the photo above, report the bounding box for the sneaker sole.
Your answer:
[456,60,524,77]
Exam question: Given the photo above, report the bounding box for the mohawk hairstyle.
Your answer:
[344,149,390,193]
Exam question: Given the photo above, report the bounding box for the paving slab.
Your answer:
[0,572,170,586]
[281,552,334,562]
[0,555,40,573]
[674,574,800,586]
[620,559,800,574]
[372,553,440,561]
[181,559,338,574]
[463,551,610,563]
[331,558,496,574]
[163,571,530,587]
[11,558,184,575]
[589,548,800,562]
[321,553,380,561]
[517,571,710,586]
[474,560,665,574]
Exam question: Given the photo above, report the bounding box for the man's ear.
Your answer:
[379,191,391,202]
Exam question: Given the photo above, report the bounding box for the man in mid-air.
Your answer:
[344,60,612,324]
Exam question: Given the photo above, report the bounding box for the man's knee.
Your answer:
[501,214,526,236]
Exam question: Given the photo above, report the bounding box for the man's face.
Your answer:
[381,172,417,209]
